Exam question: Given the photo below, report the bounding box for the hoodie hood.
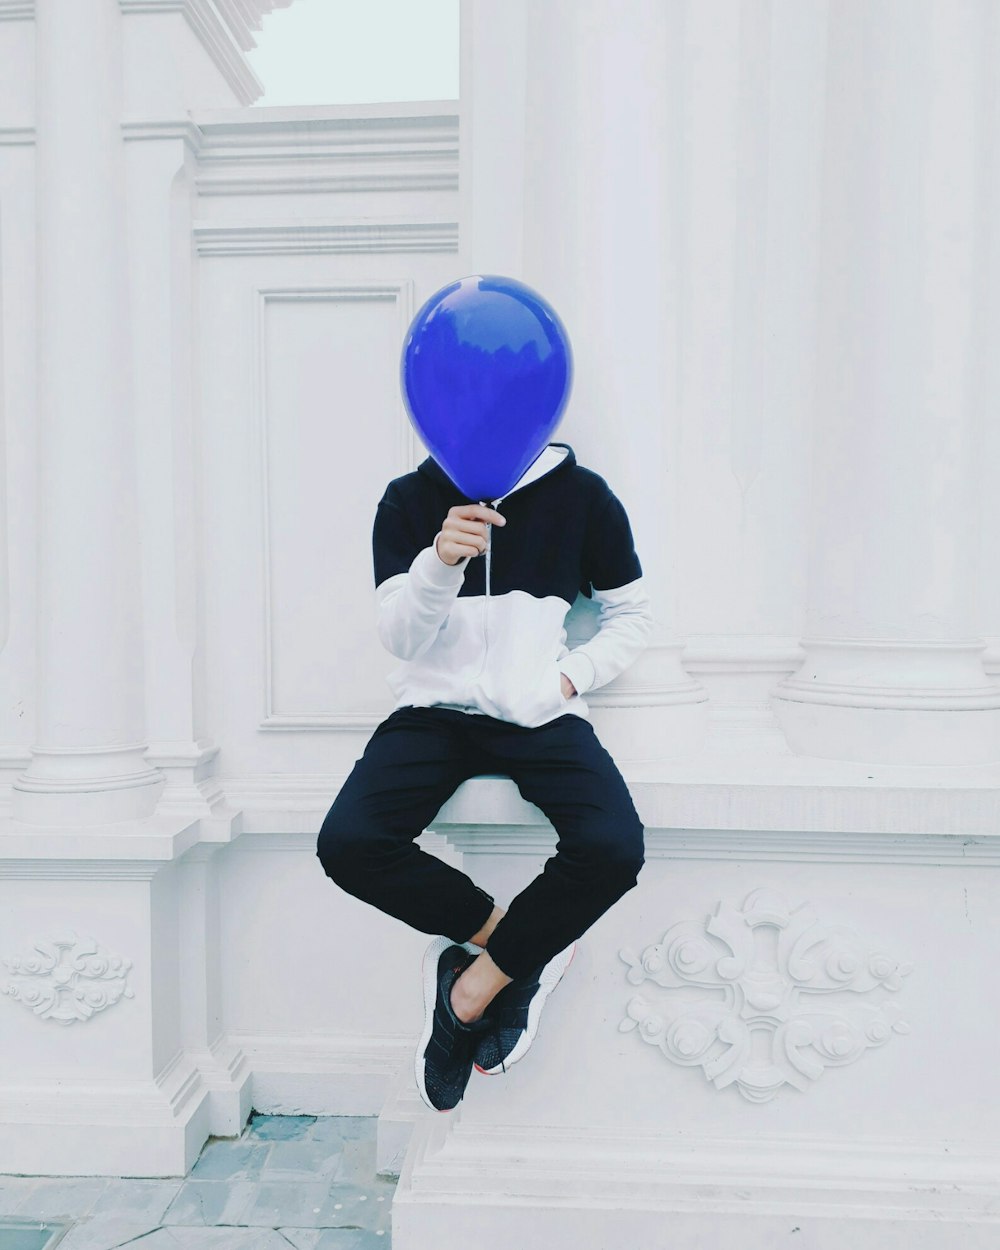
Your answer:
[417,442,576,502]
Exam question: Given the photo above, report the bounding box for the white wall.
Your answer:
[0,8,999,1245]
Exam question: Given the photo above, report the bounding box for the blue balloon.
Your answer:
[400,274,573,501]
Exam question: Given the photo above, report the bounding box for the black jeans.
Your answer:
[315,705,645,981]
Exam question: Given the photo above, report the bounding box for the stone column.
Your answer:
[12,0,161,822]
[461,0,708,763]
[772,0,1000,765]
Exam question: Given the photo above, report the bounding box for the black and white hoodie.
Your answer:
[372,442,653,729]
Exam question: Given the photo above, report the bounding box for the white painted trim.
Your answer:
[251,281,418,731]
[395,1116,1000,1240]
[193,220,459,255]
[192,108,459,198]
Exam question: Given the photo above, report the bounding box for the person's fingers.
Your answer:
[451,504,506,526]
[444,527,486,549]
[444,519,488,544]
[448,519,489,538]
[446,542,482,561]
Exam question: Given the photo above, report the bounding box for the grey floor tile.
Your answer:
[244,1116,316,1143]
[131,1230,290,1249]
[332,1139,378,1185]
[237,1180,332,1228]
[12,1178,111,1220]
[287,1231,389,1249]
[161,1180,258,1227]
[316,1184,392,1234]
[88,1180,183,1221]
[258,1140,344,1183]
[305,1120,373,1146]
[49,1214,164,1250]
[188,1143,270,1182]
[0,1178,39,1215]
[273,1233,318,1250]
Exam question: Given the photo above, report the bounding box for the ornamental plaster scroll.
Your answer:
[619,887,912,1103]
[2,933,134,1024]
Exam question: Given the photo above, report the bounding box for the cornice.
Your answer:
[192,218,458,256]
[192,107,459,197]
[211,0,294,52]
[121,117,205,153]
[118,0,292,106]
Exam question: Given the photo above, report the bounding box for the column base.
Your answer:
[773,638,1000,764]
[0,1047,249,1177]
[393,1118,1000,1250]
[12,744,163,824]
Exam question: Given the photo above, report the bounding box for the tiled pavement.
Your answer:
[0,1114,396,1249]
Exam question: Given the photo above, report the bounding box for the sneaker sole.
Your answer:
[414,935,455,1112]
[474,940,576,1076]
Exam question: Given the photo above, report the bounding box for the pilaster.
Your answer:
[772,0,1000,764]
[460,0,709,764]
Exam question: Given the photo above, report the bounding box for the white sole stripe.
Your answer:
[414,934,452,1110]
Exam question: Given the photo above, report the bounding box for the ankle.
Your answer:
[449,974,485,1025]
[467,904,507,949]
[449,952,512,1025]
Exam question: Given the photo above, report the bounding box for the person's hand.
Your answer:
[435,504,506,566]
[560,673,577,699]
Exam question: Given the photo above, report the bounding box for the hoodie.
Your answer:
[372,441,653,728]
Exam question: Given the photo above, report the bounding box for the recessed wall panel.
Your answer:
[257,284,415,726]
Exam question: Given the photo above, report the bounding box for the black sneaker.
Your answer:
[473,941,576,1075]
[415,936,494,1111]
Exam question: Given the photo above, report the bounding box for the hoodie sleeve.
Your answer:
[556,489,653,696]
[373,491,471,661]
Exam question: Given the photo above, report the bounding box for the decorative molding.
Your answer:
[0,746,32,768]
[0,861,163,880]
[118,0,294,108]
[401,1115,1000,1230]
[2,933,134,1024]
[121,118,205,154]
[440,821,1000,866]
[774,637,1000,711]
[258,712,389,732]
[251,282,418,731]
[0,127,34,146]
[212,0,294,51]
[193,220,458,256]
[200,169,457,199]
[619,887,911,1102]
[428,767,1000,840]
[680,633,805,673]
[192,109,459,198]
[3,770,1000,853]
[0,1,32,20]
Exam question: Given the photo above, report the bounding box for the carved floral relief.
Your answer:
[619,887,912,1102]
[2,933,134,1025]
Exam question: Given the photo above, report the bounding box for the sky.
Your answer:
[247,0,460,106]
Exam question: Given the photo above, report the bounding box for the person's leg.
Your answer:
[315,706,498,947]
[468,713,645,983]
